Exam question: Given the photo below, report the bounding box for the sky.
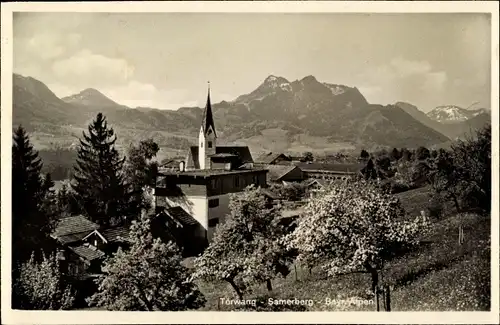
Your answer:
[13,12,492,112]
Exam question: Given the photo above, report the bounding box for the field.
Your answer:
[192,186,491,311]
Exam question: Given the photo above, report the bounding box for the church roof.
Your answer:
[187,146,254,169]
[201,89,216,137]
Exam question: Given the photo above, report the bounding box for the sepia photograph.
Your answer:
[1,1,498,324]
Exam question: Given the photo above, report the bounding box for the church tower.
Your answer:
[198,83,217,169]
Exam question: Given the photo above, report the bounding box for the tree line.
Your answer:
[359,125,491,216]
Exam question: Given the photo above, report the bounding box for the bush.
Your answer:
[13,253,75,310]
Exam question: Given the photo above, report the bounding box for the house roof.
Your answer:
[57,231,92,245]
[165,206,199,227]
[300,178,329,187]
[69,244,105,261]
[295,162,365,173]
[53,215,100,238]
[209,153,238,158]
[187,146,254,169]
[100,226,132,243]
[266,165,301,182]
[160,159,181,169]
[255,152,290,164]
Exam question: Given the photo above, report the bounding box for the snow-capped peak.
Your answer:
[427,105,469,123]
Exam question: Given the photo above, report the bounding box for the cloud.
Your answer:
[102,80,158,107]
[21,32,83,61]
[52,49,135,87]
[357,57,448,109]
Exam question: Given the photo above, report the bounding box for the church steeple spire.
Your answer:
[201,81,216,137]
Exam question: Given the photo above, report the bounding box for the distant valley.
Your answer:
[12,73,491,160]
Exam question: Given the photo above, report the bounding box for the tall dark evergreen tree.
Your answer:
[361,158,378,180]
[72,113,127,226]
[12,126,56,265]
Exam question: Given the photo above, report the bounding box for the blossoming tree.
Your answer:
[289,180,430,293]
[193,185,293,299]
[87,215,205,310]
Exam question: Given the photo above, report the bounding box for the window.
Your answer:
[208,218,219,228]
[208,141,213,148]
[201,142,203,148]
[211,178,219,190]
[208,198,219,208]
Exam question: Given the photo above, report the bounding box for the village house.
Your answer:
[153,87,269,252]
[50,215,133,306]
[51,215,132,279]
[255,152,292,165]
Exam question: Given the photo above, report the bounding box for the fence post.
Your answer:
[385,285,391,311]
[375,286,380,312]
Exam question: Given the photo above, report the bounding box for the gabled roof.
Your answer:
[300,178,328,188]
[266,164,301,182]
[53,215,100,238]
[255,152,291,164]
[69,244,105,261]
[165,206,199,227]
[101,226,132,243]
[82,229,108,244]
[57,232,92,245]
[187,146,254,170]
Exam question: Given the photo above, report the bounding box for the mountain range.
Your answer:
[12,73,490,158]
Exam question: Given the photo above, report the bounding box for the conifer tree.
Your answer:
[72,113,127,226]
[12,126,56,265]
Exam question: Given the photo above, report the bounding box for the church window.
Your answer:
[201,142,203,148]
[208,141,213,148]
